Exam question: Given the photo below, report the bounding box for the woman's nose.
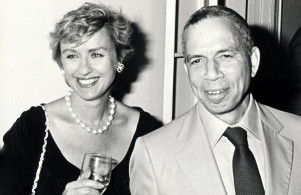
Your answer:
[79,58,93,75]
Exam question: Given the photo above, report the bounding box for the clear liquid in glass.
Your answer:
[80,153,112,194]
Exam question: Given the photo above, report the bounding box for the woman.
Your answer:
[0,2,161,195]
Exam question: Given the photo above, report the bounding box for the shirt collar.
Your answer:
[236,94,262,141]
[198,94,262,148]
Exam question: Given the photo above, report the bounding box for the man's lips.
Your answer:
[204,88,229,103]
[206,89,224,95]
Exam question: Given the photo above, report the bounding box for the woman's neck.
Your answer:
[70,92,111,127]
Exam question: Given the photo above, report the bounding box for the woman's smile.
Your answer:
[77,77,100,88]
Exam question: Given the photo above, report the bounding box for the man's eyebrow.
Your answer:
[186,54,204,62]
[185,48,240,62]
[217,48,240,53]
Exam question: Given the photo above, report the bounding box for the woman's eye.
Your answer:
[66,54,78,59]
[91,53,103,58]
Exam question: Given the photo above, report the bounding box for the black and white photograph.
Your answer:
[0,0,301,194]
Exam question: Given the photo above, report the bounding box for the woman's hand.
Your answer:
[63,178,104,195]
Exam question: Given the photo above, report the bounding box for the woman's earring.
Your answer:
[61,70,65,75]
[116,62,124,73]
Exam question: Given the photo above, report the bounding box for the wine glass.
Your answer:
[80,153,112,194]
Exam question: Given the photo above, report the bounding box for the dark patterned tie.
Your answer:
[223,127,265,195]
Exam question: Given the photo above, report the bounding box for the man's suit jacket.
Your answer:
[129,102,301,195]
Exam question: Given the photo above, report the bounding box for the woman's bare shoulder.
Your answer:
[115,101,140,119]
[43,97,72,133]
[44,98,68,117]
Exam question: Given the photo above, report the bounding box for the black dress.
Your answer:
[0,106,161,195]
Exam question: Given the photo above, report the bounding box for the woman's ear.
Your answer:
[250,46,260,77]
[116,62,124,73]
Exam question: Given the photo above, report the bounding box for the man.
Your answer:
[129,6,301,195]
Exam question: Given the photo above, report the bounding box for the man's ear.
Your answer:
[183,62,188,74]
[250,46,260,77]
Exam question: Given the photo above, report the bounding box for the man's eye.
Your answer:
[91,53,103,58]
[219,53,235,59]
[66,54,78,59]
[190,58,205,65]
[191,59,201,64]
[188,57,206,67]
[223,54,233,58]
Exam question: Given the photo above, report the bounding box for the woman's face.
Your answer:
[60,28,118,101]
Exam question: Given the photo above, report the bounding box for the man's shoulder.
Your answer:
[141,108,194,143]
[258,103,301,130]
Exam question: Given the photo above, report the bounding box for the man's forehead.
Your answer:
[188,17,236,33]
[187,20,237,42]
[186,18,241,44]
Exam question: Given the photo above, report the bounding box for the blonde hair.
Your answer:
[49,2,134,69]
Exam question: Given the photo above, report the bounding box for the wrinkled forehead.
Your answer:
[183,17,244,56]
[185,18,242,48]
[187,17,240,38]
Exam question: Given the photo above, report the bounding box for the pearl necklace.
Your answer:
[65,90,116,135]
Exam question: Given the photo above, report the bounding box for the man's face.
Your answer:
[184,17,259,124]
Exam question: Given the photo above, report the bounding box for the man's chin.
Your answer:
[204,103,230,115]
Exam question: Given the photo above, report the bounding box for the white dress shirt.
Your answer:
[198,95,265,195]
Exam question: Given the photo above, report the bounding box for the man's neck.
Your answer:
[215,94,251,125]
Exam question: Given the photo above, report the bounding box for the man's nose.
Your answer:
[204,59,224,80]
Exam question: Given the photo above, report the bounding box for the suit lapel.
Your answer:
[258,104,293,195]
[175,105,227,195]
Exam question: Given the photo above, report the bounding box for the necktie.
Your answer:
[223,127,264,195]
